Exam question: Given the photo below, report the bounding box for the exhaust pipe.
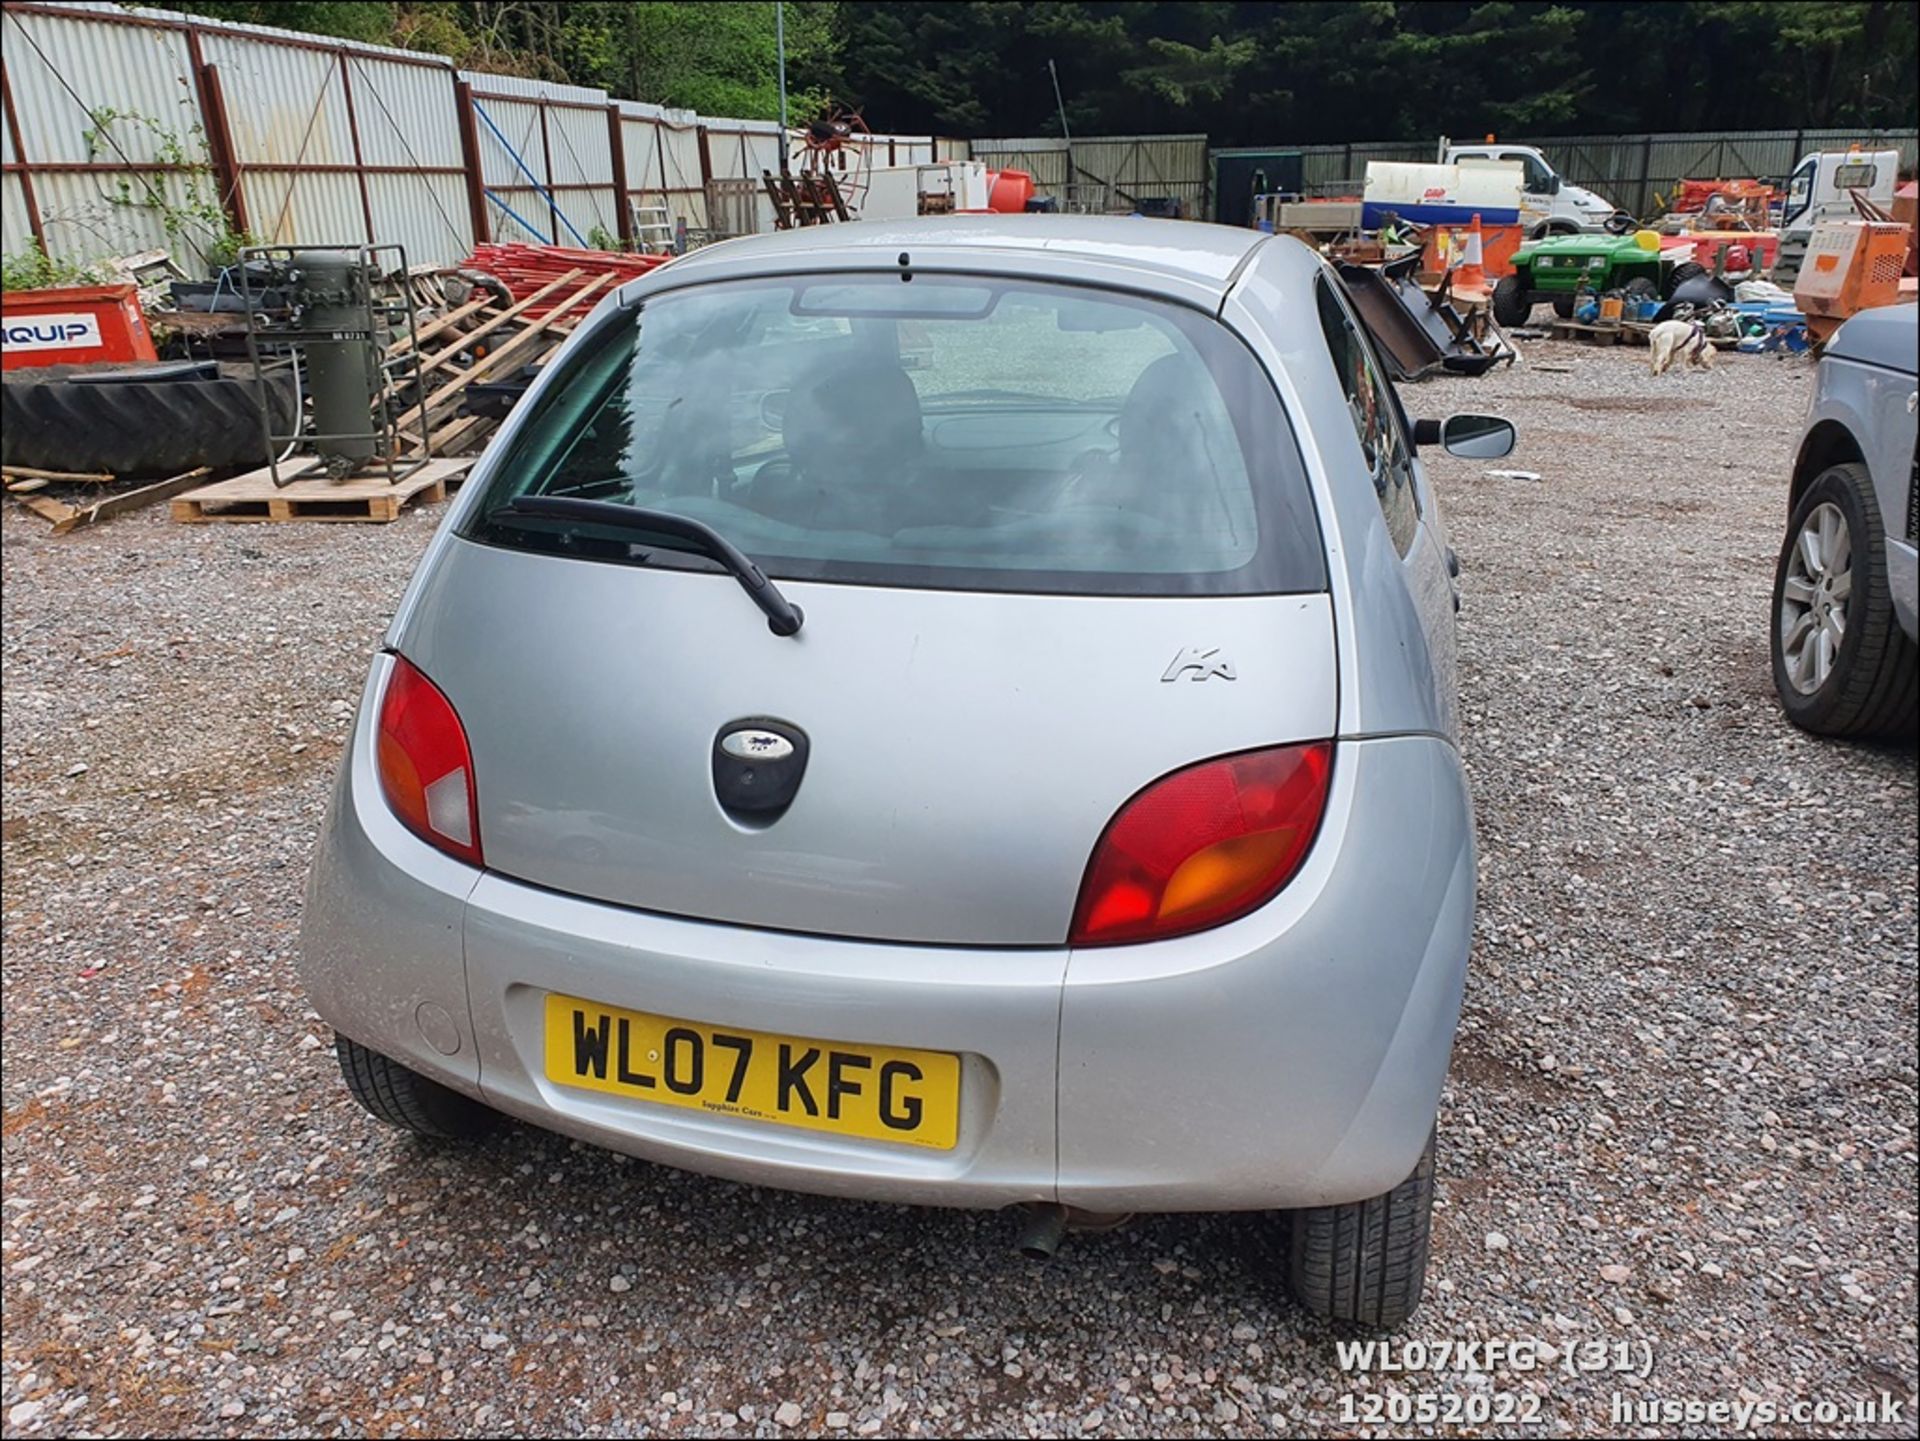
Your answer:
[1015,1203,1069,1260]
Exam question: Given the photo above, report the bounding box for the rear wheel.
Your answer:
[1490,275,1531,328]
[1286,1131,1436,1328]
[1770,462,1918,738]
[1623,277,1658,300]
[1664,261,1707,298]
[1551,294,1577,319]
[335,1035,500,1140]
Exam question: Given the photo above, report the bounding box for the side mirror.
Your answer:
[1545,173,1563,195]
[1439,413,1516,459]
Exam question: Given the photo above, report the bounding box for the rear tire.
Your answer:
[1551,294,1577,319]
[1286,1131,1436,1328]
[335,1035,500,1140]
[1769,462,1918,738]
[1490,275,1531,328]
[1664,261,1707,298]
[1623,277,1658,300]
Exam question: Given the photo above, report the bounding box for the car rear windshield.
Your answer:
[462,273,1325,597]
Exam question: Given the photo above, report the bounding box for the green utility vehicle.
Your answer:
[1492,232,1705,327]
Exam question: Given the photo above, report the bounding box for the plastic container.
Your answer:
[986,169,1035,214]
[1598,296,1625,324]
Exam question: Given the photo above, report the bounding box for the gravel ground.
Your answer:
[3,337,1915,1439]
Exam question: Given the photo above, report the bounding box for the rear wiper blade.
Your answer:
[492,495,804,637]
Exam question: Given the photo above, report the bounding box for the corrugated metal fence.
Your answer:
[967,134,1209,214]
[2,0,951,269]
[1269,129,1919,216]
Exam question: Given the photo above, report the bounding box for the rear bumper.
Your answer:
[301,661,1474,1211]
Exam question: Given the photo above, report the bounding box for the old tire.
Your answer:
[1623,277,1658,300]
[335,1035,500,1140]
[1286,1132,1436,1328]
[0,364,296,477]
[1490,275,1531,328]
[1770,462,1918,738]
[1664,261,1707,299]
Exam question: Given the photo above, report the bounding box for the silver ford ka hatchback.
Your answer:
[301,217,1509,1326]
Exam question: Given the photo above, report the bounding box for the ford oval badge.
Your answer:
[720,728,795,762]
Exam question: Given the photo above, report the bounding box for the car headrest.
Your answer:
[1117,352,1211,468]
[783,356,924,478]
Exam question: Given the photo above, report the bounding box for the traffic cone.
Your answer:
[1452,212,1490,303]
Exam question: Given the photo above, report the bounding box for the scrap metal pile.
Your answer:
[1248,142,1916,375]
[1,240,674,532]
[383,243,673,460]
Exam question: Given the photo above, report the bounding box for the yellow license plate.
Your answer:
[542,994,961,1150]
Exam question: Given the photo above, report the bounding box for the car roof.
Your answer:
[1825,303,1917,374]
[654,214,1277,300]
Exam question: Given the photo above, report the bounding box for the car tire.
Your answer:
[1490,275,1531,328]
[1286,1130,1435,1328]
[1623,277,1658,300]
[1664,261,1707,299]
[1551,294,1577,320]
[335,1035,501,1140]
[1770,462,1918,738]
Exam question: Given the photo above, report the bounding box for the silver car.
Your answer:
[1770,303,1918,737]
[301,217,1512,1326]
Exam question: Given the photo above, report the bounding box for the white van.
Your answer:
[1438,136,1622,235]
[1775,149,1901,283]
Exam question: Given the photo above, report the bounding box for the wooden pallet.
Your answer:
[170,457,470,524]
[761,169,850,228]
[1548,318,1738,349]
[1547,319,1634,345]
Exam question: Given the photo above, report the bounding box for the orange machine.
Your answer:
[1793,220,1912,344]
[1420,220,1524,280]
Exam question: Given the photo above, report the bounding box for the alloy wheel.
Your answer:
[1778,501,1853,694]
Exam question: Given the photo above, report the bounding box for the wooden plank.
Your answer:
[387,291,494,355]
[421,410,497,457]
[5,477,49,494]
[17,495,78,529]
[3,464,115,484]
[52,467,211,533]
[393,275,612,442]
[410,269,584,382]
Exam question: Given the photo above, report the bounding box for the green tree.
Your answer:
[166,1,398,44]
[163,1,1919,140]
[170,0,843,120]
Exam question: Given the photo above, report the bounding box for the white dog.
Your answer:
[1648,318,1716,375]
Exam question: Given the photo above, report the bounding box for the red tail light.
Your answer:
[1070,743,1332,946]
[376,656,483,867]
